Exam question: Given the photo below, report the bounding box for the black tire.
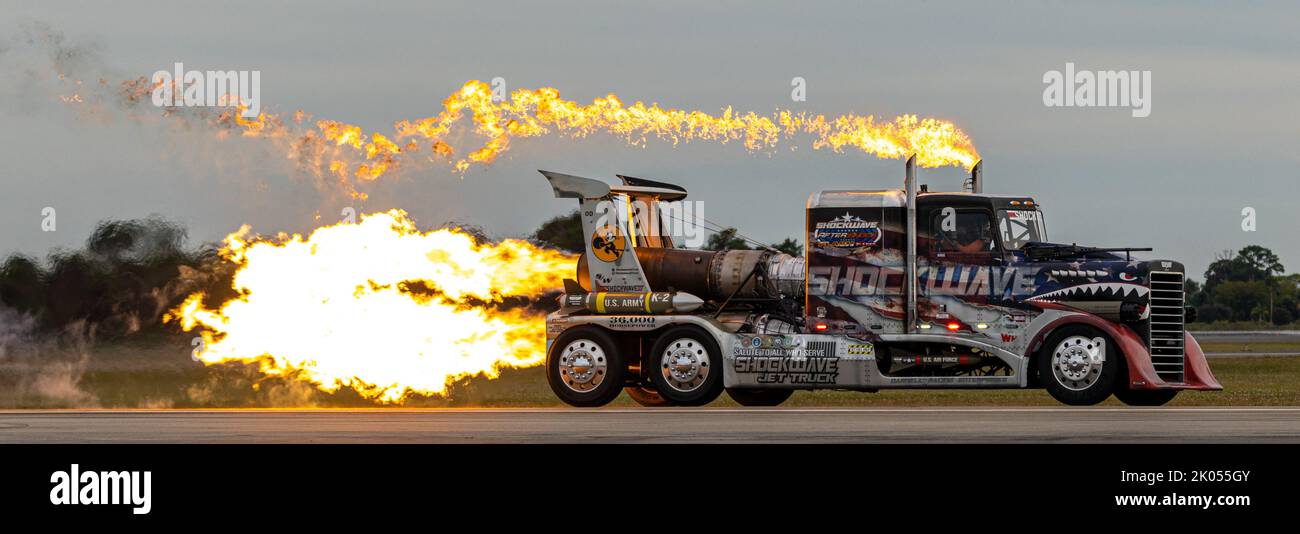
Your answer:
[624,386,674,407]
[726,388,794,407]
[1114,388,1179,406]
[1037,325,1118,406]
[648,326,724,406]
[546,327,624,407]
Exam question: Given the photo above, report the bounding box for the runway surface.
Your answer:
[2,407,1298,443]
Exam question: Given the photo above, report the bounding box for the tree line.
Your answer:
[1187,245,1298,326]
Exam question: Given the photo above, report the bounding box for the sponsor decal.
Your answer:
[600,285,645,292]
[847,343,874,356]
[890,376,1011,385]
[813,213,881,250]
[1005,209,1039,222]
[592,272,645,292]
[605,316,659,330]
[733,336,838,385]
[733,356,839,385]
[808,264,1039,298]
[590,226,625,263]
[893,355,968,365]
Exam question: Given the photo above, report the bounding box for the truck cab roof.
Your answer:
[917,192,1040,211]
[808,189,1037,210]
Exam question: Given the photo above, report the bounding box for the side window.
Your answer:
[932,210,995,255]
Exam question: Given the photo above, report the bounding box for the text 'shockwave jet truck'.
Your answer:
[539,158,1221,408]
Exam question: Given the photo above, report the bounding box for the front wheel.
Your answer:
[726,388,793,407]
[547,327,625,407]
[1114,388,1179,406]
[1038,325,1118,406]
[648,326,724,406]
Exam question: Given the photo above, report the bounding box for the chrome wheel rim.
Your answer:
[659,337,710,393]
[559,339,608,393]
[1051,335,1105,391]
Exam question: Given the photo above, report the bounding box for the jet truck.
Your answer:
[539,158,1221,407]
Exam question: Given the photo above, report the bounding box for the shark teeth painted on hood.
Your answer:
[1026,282,1150,302]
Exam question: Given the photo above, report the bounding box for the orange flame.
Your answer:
[166,210,576,403]
[79,77,977,193]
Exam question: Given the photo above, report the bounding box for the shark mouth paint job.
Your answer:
[1027,282,1149,302]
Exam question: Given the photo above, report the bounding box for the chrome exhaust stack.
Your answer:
[905,154,918,333]
[963,160,983,193]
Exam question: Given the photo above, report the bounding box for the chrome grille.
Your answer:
[1147,271,1185,383]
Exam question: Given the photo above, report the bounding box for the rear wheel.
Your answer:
[546,327,624,407]
[1038,325,1118,406]
[726,388,793,407]
[649,326,724,406]
[1114,388,1179,406]
[624,386,673,407]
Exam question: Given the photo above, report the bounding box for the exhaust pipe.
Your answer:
[964,160,983,193]
[905,154,918,333]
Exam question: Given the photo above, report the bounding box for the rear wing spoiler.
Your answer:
[616,174,687,193]
[539,170,689,200]
[540,170,611,199]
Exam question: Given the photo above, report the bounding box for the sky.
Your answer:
[1,0,1297,280]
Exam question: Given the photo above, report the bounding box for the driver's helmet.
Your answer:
[956,223,988,247]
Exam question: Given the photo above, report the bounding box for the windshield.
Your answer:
[998,209,1047,250]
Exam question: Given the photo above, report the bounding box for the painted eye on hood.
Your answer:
[1118,272,1137,282]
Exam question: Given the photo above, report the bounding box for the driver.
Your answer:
[955,221,992,253]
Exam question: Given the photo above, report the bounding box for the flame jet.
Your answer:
[167,210,576,403]
[67,77,979,194]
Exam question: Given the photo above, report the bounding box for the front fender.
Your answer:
[1026,306,1221,391]
[1179,332,1223,391]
